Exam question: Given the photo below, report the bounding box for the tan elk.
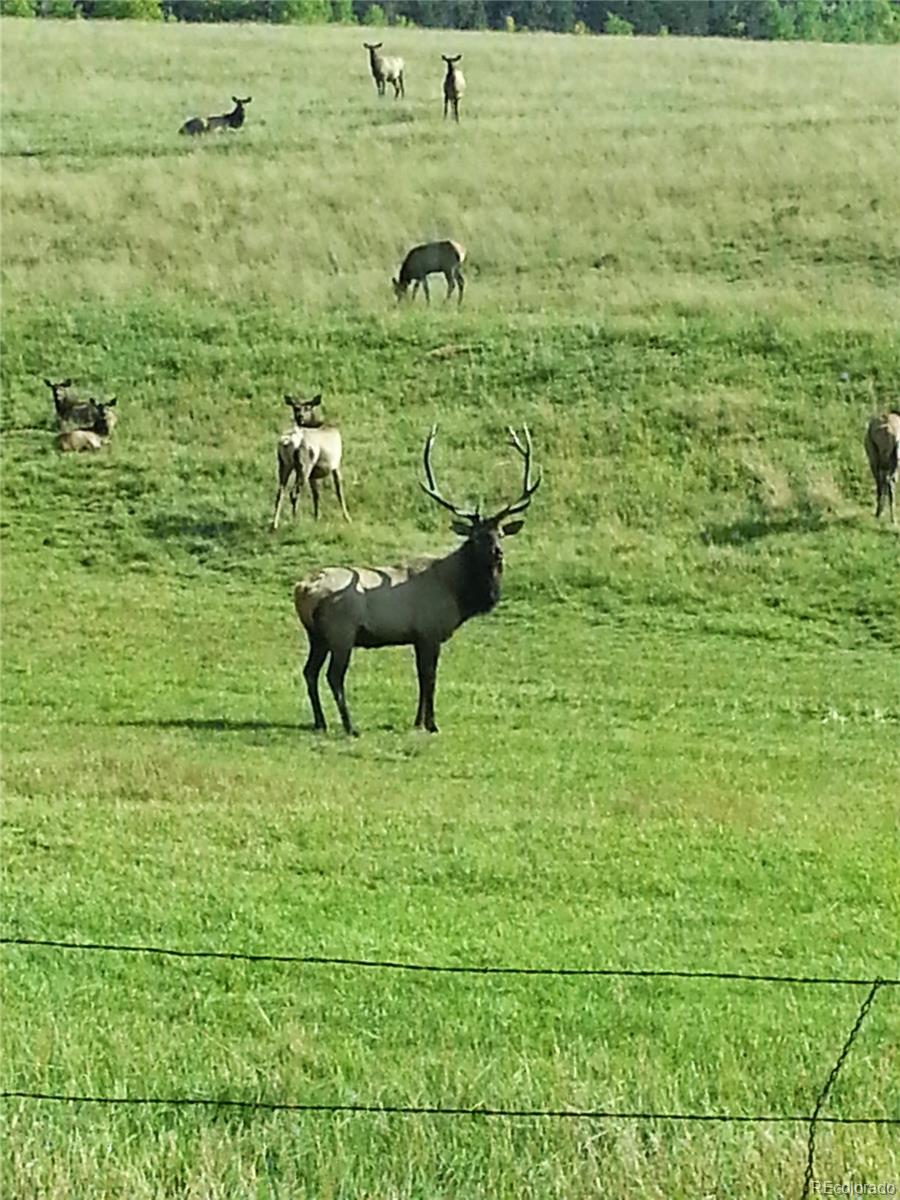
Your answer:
[206,96,252,131]
[864,410,900,522]
[442,54,465,122]
[56,400,117,453]
[392,240,466,305]
[293,426,541,736]
[271,395,350,531]
[363,42,405,98]
[44,378,98,430]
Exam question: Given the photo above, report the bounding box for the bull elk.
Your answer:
[293,426,541,736]
[442,54,465,122]
[392,240,466,305]
[864,410,900,522]
[271,395,350,531]
[363,42,405,98]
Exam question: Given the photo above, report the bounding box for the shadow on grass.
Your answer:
[117,718,300,733]
[143,513,262,547]
[701,511,858,546]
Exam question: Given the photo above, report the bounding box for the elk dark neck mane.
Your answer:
[453,538,501,623]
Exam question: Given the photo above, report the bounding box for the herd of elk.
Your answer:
[271,395,350,530]
[392,240,466,305]
[294,426,541,736]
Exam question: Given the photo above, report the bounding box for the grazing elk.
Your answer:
[271,395,350,531]
[56,400,117,452]
[363,42,405,98]
[864,410,900,522]
[442,54,465,122]
[44,378,99,430]
[207,96,252,132]
[392,240,466,306]
[293,425,541,736]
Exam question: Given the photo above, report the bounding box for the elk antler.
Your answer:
[487,425,542,524]
[420,426,480,521]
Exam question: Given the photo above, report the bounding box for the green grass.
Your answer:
[1,17,899,1199]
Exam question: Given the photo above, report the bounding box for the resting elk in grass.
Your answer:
[392,240,466,306]
[864,410,900,522]
[293,426,541,736]
[271,395,350,531]
[207,96,252,131]
[442,54,465,122]
[56,400,117,453]
[363,42,405,98]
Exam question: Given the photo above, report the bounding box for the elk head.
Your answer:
[364,42,383,50]
[421,425,541,609]
[233,96,252,107]
[284,393,324,428]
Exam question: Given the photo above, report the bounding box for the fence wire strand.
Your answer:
[3,936,898,987]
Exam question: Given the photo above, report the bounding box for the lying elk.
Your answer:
[294,426,541,735]
[393,240,466,305]
[207,96,252,131]
[864,410,900,522]
[57,400,117,453]
[442,54,465,122]
[44,378,98,430]
[271,395,350,531]
[179,115,207,136]
[364,42,405,98]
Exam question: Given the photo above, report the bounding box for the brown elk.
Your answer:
[442,54,465,122]
[56,400,117,452]
[363,43,405,98]
[392,240,466,305]
[293,426,541,736]
[271,395,350,531]
[44,378,98,430]
[206,96,252,132]
[864,410,900,522]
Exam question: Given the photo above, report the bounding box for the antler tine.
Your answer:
[420,425,479,520]
[489,424,542,523]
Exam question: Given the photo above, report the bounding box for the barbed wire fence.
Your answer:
[2,936,897,1200]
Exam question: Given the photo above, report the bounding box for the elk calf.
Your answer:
[271,395,350,531]
[442,54,465,122]
[392,240,466,306]
[207,96,252,131]
[363,42,405,98]
[294,426,541,736]
[864,411,900,522]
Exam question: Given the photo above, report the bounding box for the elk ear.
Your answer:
[284,395,294,405]
[501,519,525,537]
[451,520,471,537]
[107,397,117,407]
[62,379,72,387]
[310,394,322,407]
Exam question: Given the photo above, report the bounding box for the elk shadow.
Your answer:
[118,718,299,733]
[699,510,859,546]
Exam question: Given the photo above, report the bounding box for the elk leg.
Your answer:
[456,269,464,305]
[414,641,440,733]
[332,470,351,521]
[271,484,286,531]
[411,280,420,302]
[444,271,454,301]
[309,477,321,519]
[422,276,431,305]
[327,646,358,737]
[443,95,448,119]
[303,636,329,732]
[454,100,460,124]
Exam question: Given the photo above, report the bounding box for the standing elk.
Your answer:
[392,240,466,306]
[864,410,900,522]
[44,378,98,430]
[363,43,405,98]
[442,54,465,122]
[271,395,350,531]
[206,96,252,131]
[293,425,541,736]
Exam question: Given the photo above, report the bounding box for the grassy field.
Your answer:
[2,16,899,1199]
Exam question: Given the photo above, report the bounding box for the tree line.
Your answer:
[3,0,899,44]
